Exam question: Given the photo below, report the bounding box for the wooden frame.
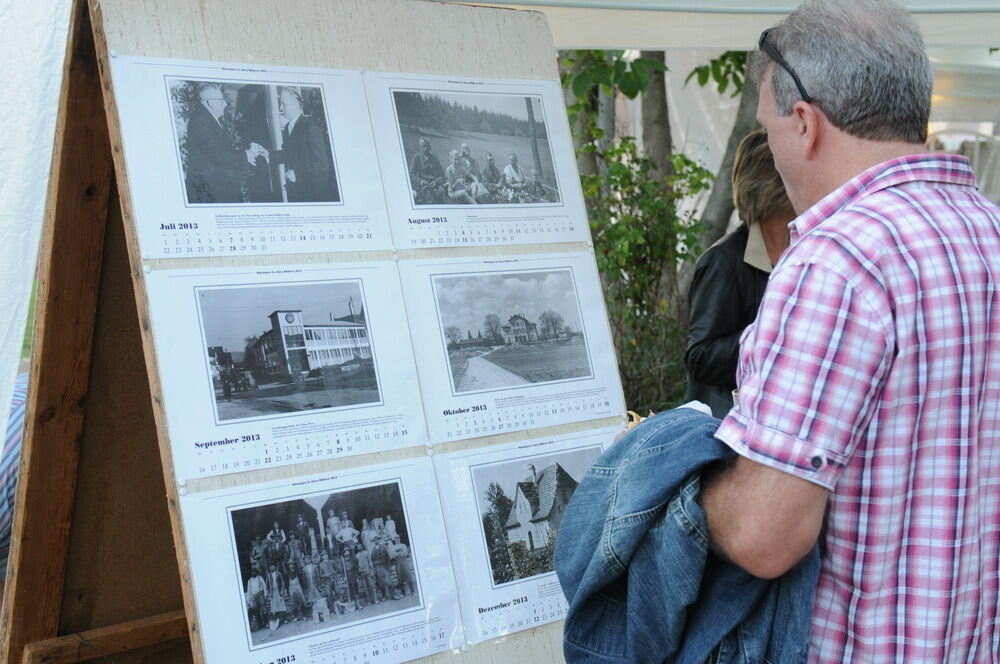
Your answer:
[1,1,591,662]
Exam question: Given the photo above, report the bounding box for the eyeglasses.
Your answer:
[758,28,813,104]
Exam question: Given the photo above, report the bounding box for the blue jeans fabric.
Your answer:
[555,408,819,664]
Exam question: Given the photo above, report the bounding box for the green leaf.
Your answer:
[710,58,723,83]
[612,59,625,80]
[619,75,641,99]
[572,72,594,99]
[593,64,614,88]
[632,64,651,90]
[635,57,668,72]
[697,67,710,87]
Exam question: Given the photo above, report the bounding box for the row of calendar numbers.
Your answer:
[443,397,612,439]
[304,629,449,664]
[411,220,579,246]
[194,425,409,476]
[159,229,375,255]
[478,595,568,641]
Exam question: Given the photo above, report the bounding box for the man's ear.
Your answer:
[793,100,822,158]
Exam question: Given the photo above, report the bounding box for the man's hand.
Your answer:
[700,454,828,578]
[285,168,297,183]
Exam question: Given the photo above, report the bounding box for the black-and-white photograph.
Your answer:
[432,269,591,394]
[167,78,341,205]
[472,446,601,586]
[230,482,419,646]
[393,89,560,207]
[197,280,381,422]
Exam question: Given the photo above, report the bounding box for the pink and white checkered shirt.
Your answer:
[715,154,1000,663]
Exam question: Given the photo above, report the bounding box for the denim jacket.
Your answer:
[554,408,819,664]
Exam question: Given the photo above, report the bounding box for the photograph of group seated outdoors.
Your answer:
[394,90,562,206]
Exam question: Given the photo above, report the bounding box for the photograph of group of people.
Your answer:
[168,78,341,206]
[393,90,561,206]
[230,482,420,646]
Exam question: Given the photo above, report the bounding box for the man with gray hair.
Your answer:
[700,1,999,661]
[184,83,267,203]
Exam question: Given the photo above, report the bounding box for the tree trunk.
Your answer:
[596,52,615,196]
[697,76,760,249]
[525,97,544,178]
[639,50,673,181]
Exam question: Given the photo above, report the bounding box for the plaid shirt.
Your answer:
[716,154,1000,663]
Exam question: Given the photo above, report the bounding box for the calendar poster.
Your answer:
[110,56,391,258]
[434,428,616,642]
[146,262,426,481]
[180,457,463,664]
[365,72,590,248]
[399,252,624,442]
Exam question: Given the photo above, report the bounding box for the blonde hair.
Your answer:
[731,129,793,226]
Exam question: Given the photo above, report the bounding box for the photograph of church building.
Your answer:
[472,445,602,586]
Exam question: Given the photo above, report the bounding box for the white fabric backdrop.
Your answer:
[0,0,71,443]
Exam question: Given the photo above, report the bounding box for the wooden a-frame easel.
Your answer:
[0,2,192,661]
[0,0,574,662]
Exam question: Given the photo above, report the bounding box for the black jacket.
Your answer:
[685,224,770,418]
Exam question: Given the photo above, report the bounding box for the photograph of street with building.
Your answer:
[229,481,419,646]
[168,78,341,206]
[431,269,591,394]
[393,89,560,207]
[471,446,601,586]
[196,280,381,422]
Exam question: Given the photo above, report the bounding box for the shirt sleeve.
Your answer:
[715,260,893,490]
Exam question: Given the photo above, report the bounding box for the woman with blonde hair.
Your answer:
[685,128,794,417]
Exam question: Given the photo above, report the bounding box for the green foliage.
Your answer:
[21,279,37,359]
[685,50,748,97]
[561,49,716,412]
[562,50,667,101]
[481,482,515,585]
[585,141,713,410]
[508,540,554,580]
[561,51,667,146]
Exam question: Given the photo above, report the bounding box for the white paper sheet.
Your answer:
[434,427,617,642]
[109,56,391,258]
[180,456,462,663]
[146,262,426,481]
[399,252,625,442]
[365,72,591,248]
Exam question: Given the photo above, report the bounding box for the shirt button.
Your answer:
[810,456,823,469]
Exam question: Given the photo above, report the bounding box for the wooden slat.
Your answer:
[21,611,188,664]
[0,0,114,662]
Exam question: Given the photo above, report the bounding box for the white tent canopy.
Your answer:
[464,1,1000,125]
[479,1,1000,48]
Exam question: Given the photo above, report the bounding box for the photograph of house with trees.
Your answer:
[393,89,560,206]
[430,268,592,394]
[196,280,380,422]
[472,445,601,586]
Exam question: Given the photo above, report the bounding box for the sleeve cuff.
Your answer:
[714,408,844,490]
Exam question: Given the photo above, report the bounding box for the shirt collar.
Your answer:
[744,221,773,274]
[790,153,978,244]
